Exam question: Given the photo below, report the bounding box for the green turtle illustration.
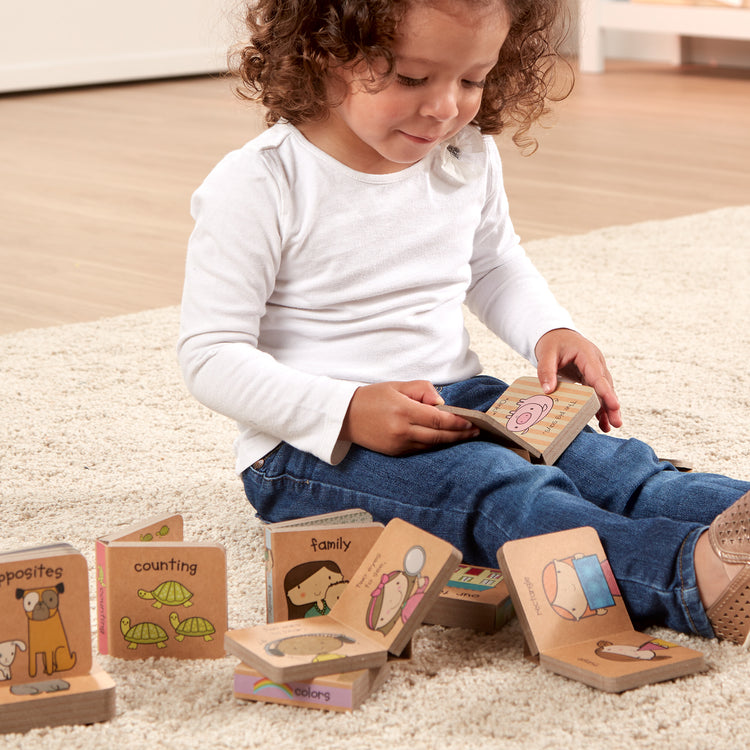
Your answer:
[155,525,170,537]
[169,612,215,642]
[137,580,194,609]
[120,617,168,649]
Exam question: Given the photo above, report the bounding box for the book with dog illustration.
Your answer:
[233,660,391,712]
[496,527,706,692]
[96,513,227,659]
[438,376,600,464]
[423,563,515,633]
[0,543,115,732]
[264,509,384,623]
[225,518,462,682]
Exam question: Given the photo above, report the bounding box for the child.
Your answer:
[179,0,750,646]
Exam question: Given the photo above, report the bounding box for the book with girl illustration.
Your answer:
[0,543,115,733]
[96,513,227,659]
[225,518,462,682]
[263,509,384,623]
[496,527,707,692]
[438,376,600,464]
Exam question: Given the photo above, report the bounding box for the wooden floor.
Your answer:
[1,61,749,334]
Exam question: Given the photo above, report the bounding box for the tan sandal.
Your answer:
[706,491,750,645]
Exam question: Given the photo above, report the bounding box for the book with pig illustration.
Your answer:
[96,513,227,659]
[438,376,600,464]
[496,527,706,692]
[0,543,115,733]
[225,518,462,682]
[263,509,384,623]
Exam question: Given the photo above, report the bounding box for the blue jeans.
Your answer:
[243,376,750,637]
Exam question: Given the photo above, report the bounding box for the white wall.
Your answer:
[0,0,239,92]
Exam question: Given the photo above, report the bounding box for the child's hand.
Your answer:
[340,381,480,455]
[534,328,623,432]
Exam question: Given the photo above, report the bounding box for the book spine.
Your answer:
[233,672,354,710]
[95,541,109,654]
[264,526,274,623]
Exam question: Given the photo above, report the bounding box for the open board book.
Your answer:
[263,509,384,623]
[226,518,462,683]
[438,376,600,465]
[497,527,706,692]
[0,543,115,733]
[96,513,227,659]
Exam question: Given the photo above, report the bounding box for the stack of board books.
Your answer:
[423,563,515,633]
[96,513,227,660]
[227,517,462,711]
[0,544,115,734]
[497,526,707,692]
[438,376,600,465]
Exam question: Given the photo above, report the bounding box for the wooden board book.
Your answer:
[263,509,384,623]
[424,563,514,633]
[0,543,115,733]
[96,513,228,659]
[233,661,390,712]
[226,518,462,683]
[438,376,600,464]
[497,527,706,692]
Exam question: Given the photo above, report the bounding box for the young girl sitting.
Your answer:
[179,0,750,646]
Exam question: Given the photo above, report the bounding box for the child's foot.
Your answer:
[704,491,750,646]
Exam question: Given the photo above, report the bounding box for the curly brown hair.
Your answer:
[230,0,573,152]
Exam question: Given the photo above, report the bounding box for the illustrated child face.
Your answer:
[317,0,511,173]
[287,566,344,607]
[506,395,554,433]
[375,571,409,629]
[547,560,589,621]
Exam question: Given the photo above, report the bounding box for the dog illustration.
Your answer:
[16,583,77,677]
[0,639,26,680]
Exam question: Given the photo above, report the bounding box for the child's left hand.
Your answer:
[534,328,622,433]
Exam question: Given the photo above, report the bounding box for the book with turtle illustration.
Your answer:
[437,376,600,465]
[263,509,384,623]
[225,518,462,683]
[0,543,115,733]
[96,513,227,659]
[423,563,515,633]
[496,527,707,692]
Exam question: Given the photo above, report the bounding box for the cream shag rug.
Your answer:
[2,206,750,750]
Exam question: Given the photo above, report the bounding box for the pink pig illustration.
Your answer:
[506,394,554,433]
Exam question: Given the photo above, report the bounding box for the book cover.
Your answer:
[439,376,600,464]
[233,660,390,712]
[497,527,706,692]
[424,563,515,633]
[226,518,462,682]
[264,511,383,623]
[96,513,227,659]
[0,544,115,732]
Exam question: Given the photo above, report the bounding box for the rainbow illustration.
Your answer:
[252,678,294,699]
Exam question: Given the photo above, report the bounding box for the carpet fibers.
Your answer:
[2,206,749,749]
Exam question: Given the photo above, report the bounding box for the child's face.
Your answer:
[316,0,510,174]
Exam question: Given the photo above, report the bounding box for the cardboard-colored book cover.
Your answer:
[439,376,600,464]
[225,518,462,682]
[0,544,115,732]
[264,510,384,623]
[497,527,706,692]
[233,660,390,712]
[424,563,515,633]
[96,513,227,659]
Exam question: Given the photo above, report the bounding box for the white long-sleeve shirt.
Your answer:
[178,123,574,471]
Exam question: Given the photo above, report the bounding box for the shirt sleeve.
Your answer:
[466,138,576,365]
[177,147,359,465]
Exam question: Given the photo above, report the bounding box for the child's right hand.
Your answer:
[339,381,480,456]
